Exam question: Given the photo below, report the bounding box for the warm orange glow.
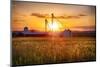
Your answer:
[12,1,95,31]
[48,21,61,32]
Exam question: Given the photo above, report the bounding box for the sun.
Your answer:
[48,21,60,32]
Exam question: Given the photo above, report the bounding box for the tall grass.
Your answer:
[12,37,96,66]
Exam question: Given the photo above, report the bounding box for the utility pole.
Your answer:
[45,19,48,32]
[51,13,54,32]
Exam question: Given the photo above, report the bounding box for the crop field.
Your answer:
[12,37,96,66]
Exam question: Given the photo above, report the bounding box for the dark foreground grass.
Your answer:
[12,37,96,66]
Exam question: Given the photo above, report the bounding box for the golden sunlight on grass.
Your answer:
[12,37,96,65]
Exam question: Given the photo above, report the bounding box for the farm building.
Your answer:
[60,29,72,37]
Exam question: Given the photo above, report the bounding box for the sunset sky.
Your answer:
[12,1,96,32]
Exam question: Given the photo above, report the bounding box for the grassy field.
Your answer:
[12,36,96,66]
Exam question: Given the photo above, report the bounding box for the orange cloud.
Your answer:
[31,13,87,19]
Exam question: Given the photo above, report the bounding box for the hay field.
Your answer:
[12,37,96,66]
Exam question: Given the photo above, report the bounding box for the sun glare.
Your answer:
[48,21,60,32]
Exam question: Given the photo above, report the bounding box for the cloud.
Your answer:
[31,13,87,19]
[57,15,79,19]
[31,13,47,18]
[78,14,87,16]
[73,26,95,29]
[13,19,25,22]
